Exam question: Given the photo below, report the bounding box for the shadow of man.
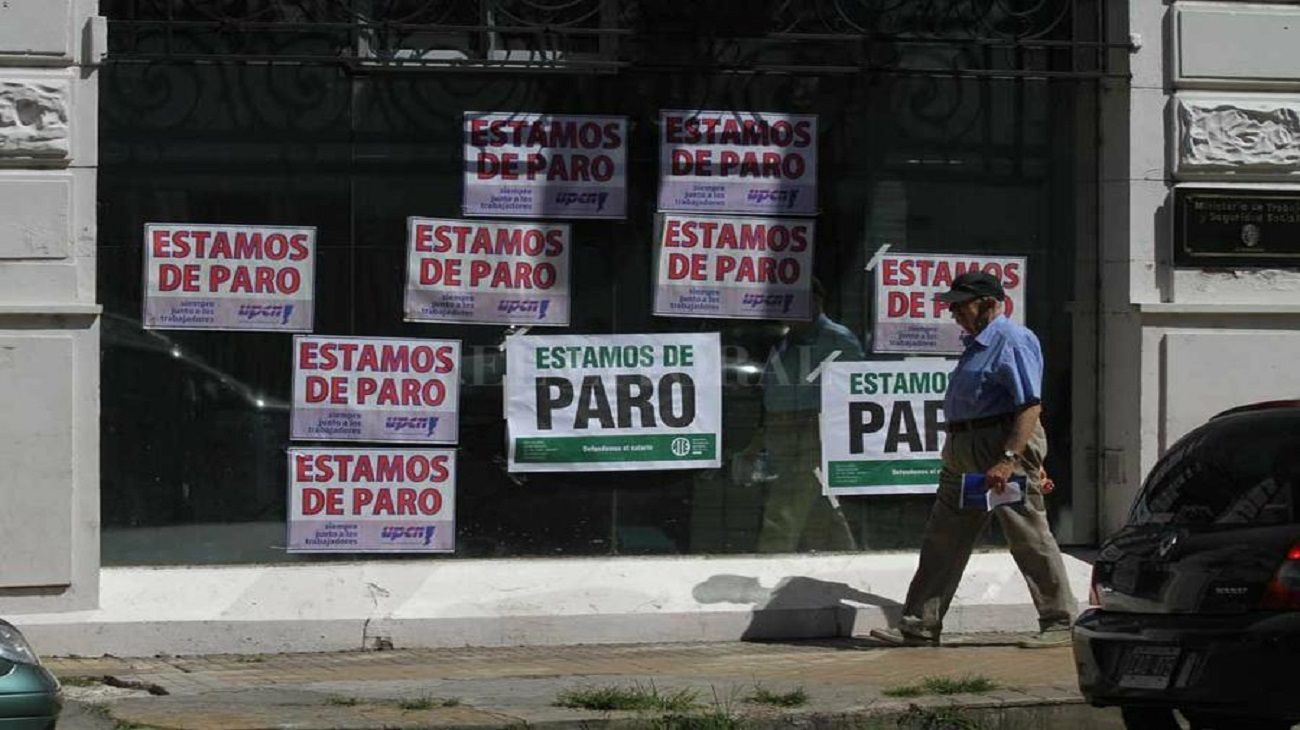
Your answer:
[692,574,901,642]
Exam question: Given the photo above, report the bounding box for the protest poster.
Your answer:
[142,223,315,331]
[657,110,817,216]
[463,112,627,219]
[819,360,952,496]
[404,218,571,326]
[287,447,456,553]
[653,214,813,320]
[291,335,460,444]
[873,253,1027,355]
[506,333,722,472]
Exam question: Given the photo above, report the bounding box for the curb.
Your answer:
[90,692,1088,730]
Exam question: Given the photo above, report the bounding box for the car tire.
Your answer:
[1120,706,1181,730]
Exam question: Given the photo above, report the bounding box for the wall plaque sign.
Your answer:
[1174,188,1300,267]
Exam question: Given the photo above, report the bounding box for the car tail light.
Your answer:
[1260,542,1300,610]
[1088,563,1101,606]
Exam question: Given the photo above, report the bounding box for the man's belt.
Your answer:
[946,412,1014,433]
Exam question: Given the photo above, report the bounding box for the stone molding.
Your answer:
[0,79,70,163]
[1175,94,1300,178]
[0,0,73,65]
[1173,2,1300,89]
[0,174,71,259]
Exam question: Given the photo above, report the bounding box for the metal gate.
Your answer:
[103,0,1128,80]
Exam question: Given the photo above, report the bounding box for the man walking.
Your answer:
[870,271,1075,649]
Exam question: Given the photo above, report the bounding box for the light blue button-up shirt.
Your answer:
[943,315,1043,423]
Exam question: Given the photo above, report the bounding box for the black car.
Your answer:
[1074,400,1300,730]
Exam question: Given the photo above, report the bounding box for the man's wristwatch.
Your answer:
[1000,449,1020,465]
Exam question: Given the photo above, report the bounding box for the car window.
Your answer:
[1130,411,1300,527]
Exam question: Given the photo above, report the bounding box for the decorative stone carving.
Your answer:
[1177,96,1300,177]
[0,80,70,162]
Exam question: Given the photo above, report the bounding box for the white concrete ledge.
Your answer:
[9,553,1093,657]
[0,303,101,315]
[1138,302,1300,314]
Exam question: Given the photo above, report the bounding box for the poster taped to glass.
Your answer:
[291,335,461,444]
[463,112,627,219]
[142,223,315,331]
[873,253,1026,355]
[658,110,817,215]
[820,360,951,496]
[506,333,722,472]
[404,218,571,326]
[287,448,456,554]
[653,213,813,320]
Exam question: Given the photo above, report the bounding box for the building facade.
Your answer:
[1,0,1297,655]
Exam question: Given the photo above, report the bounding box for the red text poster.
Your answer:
[292,335,461,443]
[658,110,817,215]
[463,112,627,219]
[142,223,315,331]
[405,218,571,326]
[654,214,813,320]
[287,448,455,553]
[874,253,1027,354]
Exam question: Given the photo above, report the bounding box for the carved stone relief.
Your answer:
[1177,96,1300,176]
[0,80,70,162]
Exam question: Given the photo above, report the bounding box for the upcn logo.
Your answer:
[741,293,794,314]
[670,437,692,457]
[497,299,551,320]
[746,189,799,208]
[238,303,295,324]
[554,191,609,211]
[384,415,440,437]
[380,525,437,546]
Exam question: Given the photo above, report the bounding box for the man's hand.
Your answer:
[985,458,1015,494]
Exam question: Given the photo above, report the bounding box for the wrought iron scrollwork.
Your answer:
[101,0,1108,171]
[102,0,1123,78]
[772,0,1073,40]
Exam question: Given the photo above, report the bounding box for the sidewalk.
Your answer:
[48,635,1119,730]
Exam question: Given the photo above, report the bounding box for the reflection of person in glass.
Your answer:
[745,278,865,552]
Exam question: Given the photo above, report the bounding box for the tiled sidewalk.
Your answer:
[49,638,1097,729]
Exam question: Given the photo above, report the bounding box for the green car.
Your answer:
[0,621,60,730]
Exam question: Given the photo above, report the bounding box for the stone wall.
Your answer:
[0,0,102,612]
[1099,1,1300,537]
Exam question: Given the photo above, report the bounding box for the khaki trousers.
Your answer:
[756,413,857,553]
[899,419,1074,638]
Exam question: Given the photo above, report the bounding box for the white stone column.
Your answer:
[1098,0,1300,538]
[0,0,103,611]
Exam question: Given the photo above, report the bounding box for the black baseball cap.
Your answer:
[935,270,1006,304]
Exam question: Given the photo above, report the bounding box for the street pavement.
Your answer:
[48,635,1127,729]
